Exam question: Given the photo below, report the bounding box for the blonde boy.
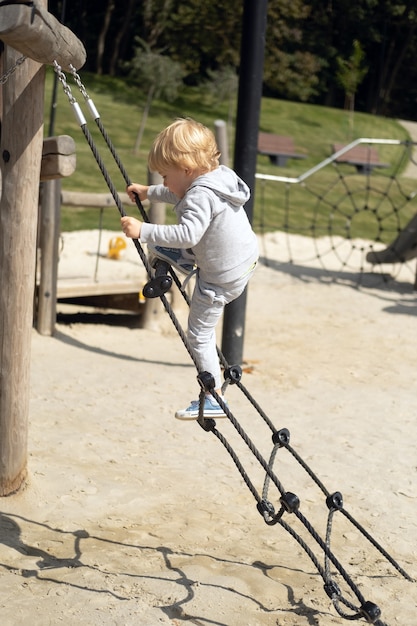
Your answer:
[122,118,258,419]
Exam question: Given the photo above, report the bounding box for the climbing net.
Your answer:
[256,142,417,288]
[54,62,414,625]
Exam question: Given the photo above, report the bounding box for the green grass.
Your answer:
[45,68,416,241]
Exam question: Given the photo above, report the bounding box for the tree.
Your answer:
[46,0,417,120]
[108,0,136,76]
[263,0,322,101]
[96,0,115,75]
[336,40,368,136]
[162,0,243,76]
[368,0,417,115]
[141,0,176,49]
[125,40,185,154]
[205,66,238,139]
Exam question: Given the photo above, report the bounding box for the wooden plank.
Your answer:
[332,143,390,174]
[333,143,381,163]
[258,133,296,153]
[0,3,86,70]
[56,279,144,299]
[57,293,144,313]
[258,132,307,166]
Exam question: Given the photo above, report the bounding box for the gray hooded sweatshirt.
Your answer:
[139,165,259,285]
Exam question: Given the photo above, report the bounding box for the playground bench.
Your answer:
[332,143,390,174]
[258,132,307,167]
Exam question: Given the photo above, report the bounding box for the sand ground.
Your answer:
[0,229,416,626]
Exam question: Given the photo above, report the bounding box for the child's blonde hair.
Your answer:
[148,118,220,173]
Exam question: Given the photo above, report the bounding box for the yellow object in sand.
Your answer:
[108,236,127,260]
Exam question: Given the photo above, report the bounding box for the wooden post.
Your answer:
[141,171,166,330]
[36,135,76,335]
[0,43,3,133]
[36,179,61,336]
[0,47,45,495]
[147,170,165,224]
[214,119,229,167]
[0,2,86,495]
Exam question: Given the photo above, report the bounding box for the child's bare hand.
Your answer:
[121,216,142,239]
[126,183,148,203]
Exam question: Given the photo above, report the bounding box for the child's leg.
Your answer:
[147,243,195,275]
[187,270,256,388]
[175,269,257,420]
[187,279,224,389]
[174,281,225,420]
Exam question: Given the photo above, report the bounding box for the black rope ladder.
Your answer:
[54,62,414,625]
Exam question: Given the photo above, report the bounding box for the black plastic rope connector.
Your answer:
[223,364,242,384]
[198,417,216,432]
[272,427,290,447]
[197,371,216,393]
[142,275,172,298]
[324,580,341,599]
[142,259,172,298]
[280,491,300,513]
[257,499,275,519]
[326,491,344,511]
[359,600,382,623]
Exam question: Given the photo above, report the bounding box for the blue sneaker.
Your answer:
[175,396,228,420]
[148,245,195,275]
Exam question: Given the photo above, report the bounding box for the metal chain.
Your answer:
[68,64,89,101]
[0,55,26,85]
[53,60,87,127]
[53,60,76,105]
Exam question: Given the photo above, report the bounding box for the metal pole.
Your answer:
[221,0,268,365]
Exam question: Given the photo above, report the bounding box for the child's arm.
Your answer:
[121,215,142,239]
[126,183,149,203]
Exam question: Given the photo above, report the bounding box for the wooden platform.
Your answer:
[55,279,145,313]
[56,278,143,299]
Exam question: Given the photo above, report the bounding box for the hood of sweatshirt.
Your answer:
[188,165,250,208]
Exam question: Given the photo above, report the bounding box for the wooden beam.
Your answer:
[40,135,76,181]
[61,190,135,208]
[0,2,86,70]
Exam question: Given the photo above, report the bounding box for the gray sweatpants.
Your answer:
[187,266,256,390]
